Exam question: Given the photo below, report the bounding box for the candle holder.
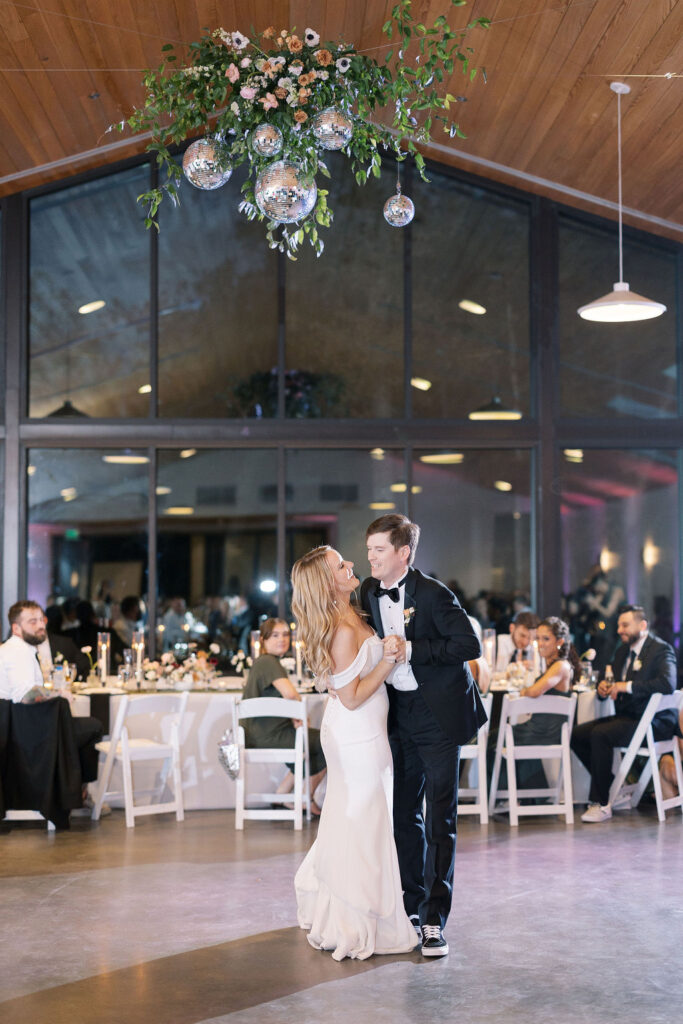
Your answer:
[132,629,145,687]
[249,630,261,661]
[482,629,496,672]
[97,631,111,686]
[294,639,304,683]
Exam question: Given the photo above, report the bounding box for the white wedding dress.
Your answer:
[295,635,417,960]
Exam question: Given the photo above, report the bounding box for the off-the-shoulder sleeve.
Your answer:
[330,645,368,690]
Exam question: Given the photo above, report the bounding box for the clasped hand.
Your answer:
[382,636,406,664]
[598,680,625,698]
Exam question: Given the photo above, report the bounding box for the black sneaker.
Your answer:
[409,914,421,937]
[421,924,449,957]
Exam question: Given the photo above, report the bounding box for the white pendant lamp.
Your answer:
[577,82,666,323]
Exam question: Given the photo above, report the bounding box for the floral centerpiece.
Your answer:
[230,649,253,676]
[142,644,221,689]
[121,1,489,256]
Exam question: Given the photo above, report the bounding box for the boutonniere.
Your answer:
[403,606,416,627]
[633,658,642,673]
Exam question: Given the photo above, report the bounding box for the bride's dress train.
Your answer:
[295,636,417,961]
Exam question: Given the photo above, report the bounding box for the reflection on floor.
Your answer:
[1,806,682,1024]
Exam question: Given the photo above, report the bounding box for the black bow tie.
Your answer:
[375,585,400,603]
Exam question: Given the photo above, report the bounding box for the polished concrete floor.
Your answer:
[1,805,682,1023]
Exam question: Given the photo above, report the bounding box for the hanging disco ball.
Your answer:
[182,138,232,190]
[254,160,317,224]
[383,190,415,228]
[311,107,353,151]
[251,123,283,158]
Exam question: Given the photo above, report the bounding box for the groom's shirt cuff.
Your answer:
[405,641,412,662]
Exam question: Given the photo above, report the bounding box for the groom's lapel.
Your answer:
[366,584,384,638]
[403,568,417,641]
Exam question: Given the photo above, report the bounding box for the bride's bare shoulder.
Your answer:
[330,622,362,669]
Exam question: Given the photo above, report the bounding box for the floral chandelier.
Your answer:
[123,1,489,257]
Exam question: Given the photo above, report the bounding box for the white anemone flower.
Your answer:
[305,28,320,47]
[336,57,352,73]
[231,31,249,51]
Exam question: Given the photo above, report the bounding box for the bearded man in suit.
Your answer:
[361,514,485,957]
[571,604,677,823]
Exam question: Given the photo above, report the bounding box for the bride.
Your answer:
[291,545,418,961]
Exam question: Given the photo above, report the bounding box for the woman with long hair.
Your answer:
[291,545,417,961]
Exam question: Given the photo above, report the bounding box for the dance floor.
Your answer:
[1,806,681,1023]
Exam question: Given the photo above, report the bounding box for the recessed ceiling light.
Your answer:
[60,487,77,501]
[259,579,278,594]
[411,485,422,494]
[156,485,172,495]
[419,453,464,464]
[390,483,407,493]
[102,454,150,465]
[180,449,197,459]
[78,300,106,315]
[27,464,36,476]
[494,480,512,492]
[369,502,395,510]
[164,506,195,515]
[469,396,522,420]
[369,448,385,460]
[410,377,432,391]
[458,299,487,315]
[138,384,152,394]
[564,448,584,463]
[513,511,521,520]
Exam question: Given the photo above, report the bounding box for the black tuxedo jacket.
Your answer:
[360,566,487,745]
[48,633,90,681]
[607,633,677,733]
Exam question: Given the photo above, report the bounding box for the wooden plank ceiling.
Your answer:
[0,0,681,239]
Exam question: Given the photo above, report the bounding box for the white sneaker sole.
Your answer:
[422,943,449,957]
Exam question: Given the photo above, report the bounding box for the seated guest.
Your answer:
[495,610,540,673]
[572,604,677,823]
[242,617,326,814]
[162,597,192,651]
[0,601,104,810]
[490,616,576,792]
[659,707,683,801]
[42,609,90,680]
[112,595,142,649]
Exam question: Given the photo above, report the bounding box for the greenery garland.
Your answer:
[123,0,489,256]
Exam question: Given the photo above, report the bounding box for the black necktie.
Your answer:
[375,585,400,603]
[623,650,636,681]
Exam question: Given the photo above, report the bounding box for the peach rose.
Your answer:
[294,110,308,123]
[262,26,276,39]
[275,87,287,99]
[288,36,303,53]
[315,49,333,66]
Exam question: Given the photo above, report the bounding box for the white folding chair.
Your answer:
[92,692,189,827]
[608,690,683,823]
[489,693,577,826]
[234,697,310,830]
[458,693,493,824]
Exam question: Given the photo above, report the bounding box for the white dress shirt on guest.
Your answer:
[377,574,418,692]
[0,634,45,702]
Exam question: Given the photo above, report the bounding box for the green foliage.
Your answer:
[123,3,488,255]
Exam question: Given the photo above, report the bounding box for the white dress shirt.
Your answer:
[0,634,45,702]
[621,634,647,691]
[377,574,418,691]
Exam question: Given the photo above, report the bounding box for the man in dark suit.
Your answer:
[571,604,677,823]
[361,514,485,957]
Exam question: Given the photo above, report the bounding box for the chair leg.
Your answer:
[561,728,574,824]
[172,750,184,822]
[293,757,303,831]
[673,746,683,816]
[489,739,503,814]
[648,736,666,823]
[121,754,135,828]
[506,727,519,827]
[92,747,116,821]
[235,773,245,830]
[478,738,489,825]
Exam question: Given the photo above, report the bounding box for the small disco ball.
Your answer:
[383,190,415,228]
[251,123,283,158]
[311,107,353,150]
[182,138,232,190]
[254,160,317,224]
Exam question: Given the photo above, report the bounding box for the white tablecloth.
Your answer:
[75,689,326,810]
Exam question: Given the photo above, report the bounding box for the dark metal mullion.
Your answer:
[404,158,413,420]
[277,446,286,618]
[676,247,682,418]
[277,251,286,420]
[2,195,28,622]
[147,446,158,656]
[404,445,413,519]
[149,161,159,418]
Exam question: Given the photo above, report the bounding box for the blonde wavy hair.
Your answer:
[291,545,341,687]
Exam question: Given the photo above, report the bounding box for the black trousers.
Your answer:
[389,688,460,931]
[71,715,103,784]
[571,715,639,806]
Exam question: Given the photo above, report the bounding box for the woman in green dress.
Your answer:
[242,618,326,813]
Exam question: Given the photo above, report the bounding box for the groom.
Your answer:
[361,514,486,957]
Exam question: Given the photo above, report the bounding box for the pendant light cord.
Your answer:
[617,90,623,284]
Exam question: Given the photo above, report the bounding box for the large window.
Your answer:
[412,171,531,420]
[29,167,151,419]
[27,449,149,609]
[558,216,678,418]
[560,448,679,667]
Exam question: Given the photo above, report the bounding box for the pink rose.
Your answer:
[225,63,240,83]
[240,57,251,68]
[259,92,278,110]
[240,86,257,99]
